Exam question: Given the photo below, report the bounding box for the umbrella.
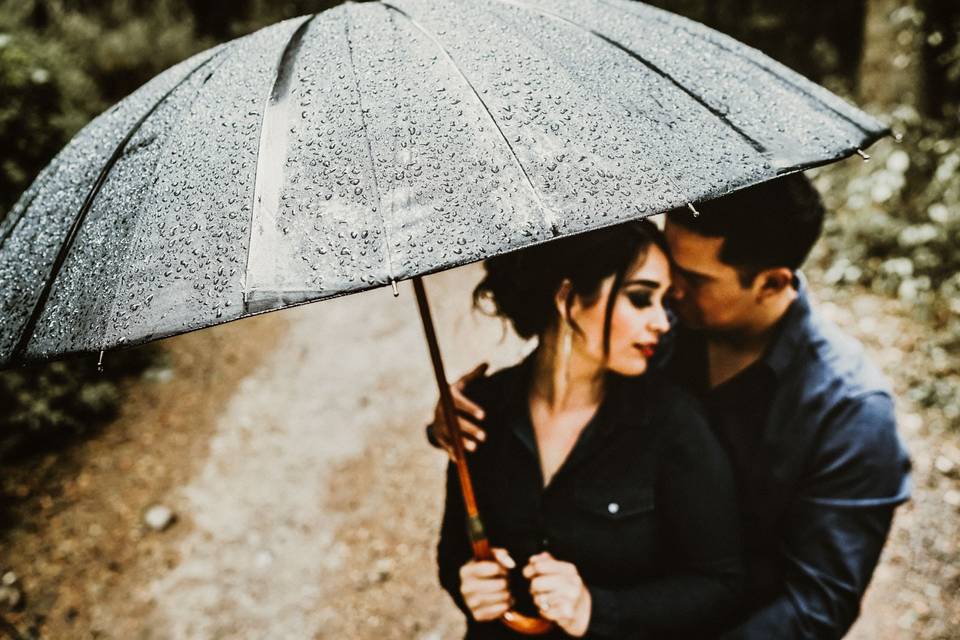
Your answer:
[0,0,888,633]
[0,0,887,368]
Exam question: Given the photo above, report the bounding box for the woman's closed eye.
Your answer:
[626,290,653,309]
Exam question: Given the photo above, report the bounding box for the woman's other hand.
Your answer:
[430,363,490,460]
[524,551,592,637]
[460,547,516,622]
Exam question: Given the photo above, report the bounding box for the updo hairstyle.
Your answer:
[473,220,670,348]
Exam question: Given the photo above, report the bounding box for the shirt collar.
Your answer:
[502,348,646,462]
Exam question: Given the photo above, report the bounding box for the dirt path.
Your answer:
[1,265,957,639]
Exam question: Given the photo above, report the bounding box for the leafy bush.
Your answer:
[813,114,960,332]
[0,348,155,461]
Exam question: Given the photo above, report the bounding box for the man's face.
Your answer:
[663,220,758,333]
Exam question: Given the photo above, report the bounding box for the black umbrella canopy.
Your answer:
[0,0,888,368]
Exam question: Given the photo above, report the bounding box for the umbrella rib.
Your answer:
[243,14,319,308]
[8,51,225,362]
[343,5,397,287]
[476,0,702,211]
[491,0,768,157]
[381,1,560,237]
[599,0,879,138]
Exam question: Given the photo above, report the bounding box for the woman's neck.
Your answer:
[530,326,605,413]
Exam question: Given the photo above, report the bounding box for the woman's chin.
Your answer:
[609,358,649,378]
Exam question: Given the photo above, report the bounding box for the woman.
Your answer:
[435,221,743,639]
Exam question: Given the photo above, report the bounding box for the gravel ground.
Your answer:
[0,264,957,639]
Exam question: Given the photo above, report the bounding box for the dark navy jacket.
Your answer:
[668,275,911,639]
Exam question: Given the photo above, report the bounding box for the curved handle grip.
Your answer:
[501,609,555,635]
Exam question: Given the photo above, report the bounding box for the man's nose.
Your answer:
[668,279,685,301]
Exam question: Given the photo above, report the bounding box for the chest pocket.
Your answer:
[574,484,655,519]
[566,484,658,583]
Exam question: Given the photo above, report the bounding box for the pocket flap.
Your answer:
[574,485,655,519]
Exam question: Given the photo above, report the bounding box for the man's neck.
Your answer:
[705,290,797,389]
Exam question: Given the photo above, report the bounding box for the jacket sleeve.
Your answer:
[587,394,745,638]
[720,392,911,640]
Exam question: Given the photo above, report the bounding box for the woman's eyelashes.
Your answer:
[626,290,653,309]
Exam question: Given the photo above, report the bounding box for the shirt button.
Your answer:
[607,502,620,514]
[541,537,550,548]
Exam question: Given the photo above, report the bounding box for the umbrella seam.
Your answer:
[600,0,882,138]
[8,49,227,363]
[381,1,561,238]
[242,14,319,309]
[477,0,720,209]
[344,3,398,288]
[97,48,235,358]
[492,0,769,157]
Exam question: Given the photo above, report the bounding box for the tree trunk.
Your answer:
[859,0,927,114]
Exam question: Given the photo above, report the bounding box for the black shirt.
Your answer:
[669,327,783,610]
[437,352,744,639]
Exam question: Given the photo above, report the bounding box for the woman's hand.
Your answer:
[524,552,592,637]
[460,547,516,622]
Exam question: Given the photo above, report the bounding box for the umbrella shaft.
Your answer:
[412,276,553,636]
[411,277,490,557]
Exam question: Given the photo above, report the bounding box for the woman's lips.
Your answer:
[636,344,657,358]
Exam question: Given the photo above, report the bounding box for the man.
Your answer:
[429,174,911,639]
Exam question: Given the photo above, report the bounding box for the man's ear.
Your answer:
[554,279,574,322]
[755,267,794,301]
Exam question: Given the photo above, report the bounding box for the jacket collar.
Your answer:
[759,271,813,381]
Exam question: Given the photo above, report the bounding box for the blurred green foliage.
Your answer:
[0,347,155,461]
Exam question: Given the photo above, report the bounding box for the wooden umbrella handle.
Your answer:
[413,277,554,636]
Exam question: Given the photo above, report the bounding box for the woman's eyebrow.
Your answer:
[623,279,661,288]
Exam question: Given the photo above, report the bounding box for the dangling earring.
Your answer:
[556,320,573,400]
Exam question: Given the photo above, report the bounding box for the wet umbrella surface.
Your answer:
[0,0,888,367]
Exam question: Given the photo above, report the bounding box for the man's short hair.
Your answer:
[667,174,825,286]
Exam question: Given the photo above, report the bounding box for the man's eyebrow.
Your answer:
[672,263,712,280]
[623,279,661,288]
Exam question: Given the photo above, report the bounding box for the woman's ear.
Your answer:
[755,267,794,301]
[554,279,574,323]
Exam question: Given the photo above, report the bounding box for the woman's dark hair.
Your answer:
[474,220,670,351]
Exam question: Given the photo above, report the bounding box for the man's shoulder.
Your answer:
[788,305,891,403]
[782,305,909,499]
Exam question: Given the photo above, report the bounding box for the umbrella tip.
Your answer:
[856,148,871,162]
[686,202,700,218]
[391,279,400,297]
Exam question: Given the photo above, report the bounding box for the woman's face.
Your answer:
[568,244,672,377]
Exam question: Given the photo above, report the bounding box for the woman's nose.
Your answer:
[649,303,671,335]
